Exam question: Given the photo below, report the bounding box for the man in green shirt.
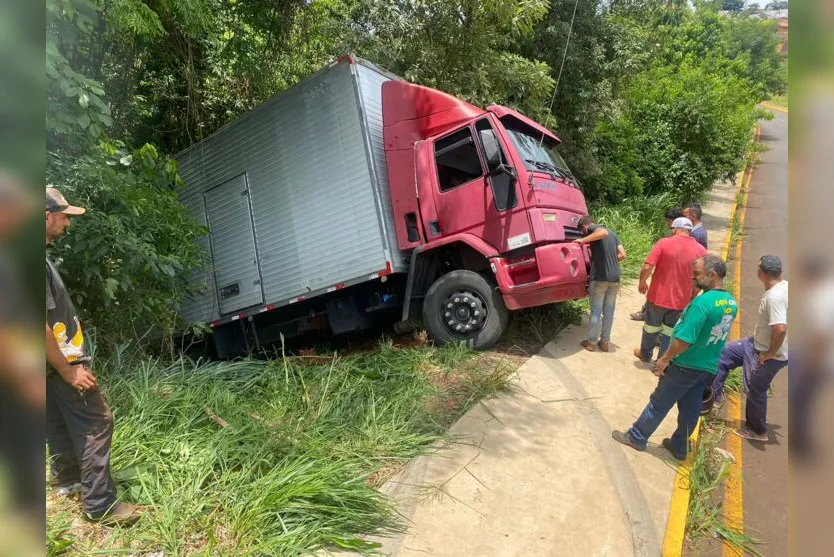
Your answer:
[613,255,737,460]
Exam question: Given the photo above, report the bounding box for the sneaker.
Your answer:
[87,502,142,526]
[733,425,768,442]
[597,340,610,352]
[662,438,686,461]
[55,482,82,498]
[612,430,646,452]
[630,311,645,321]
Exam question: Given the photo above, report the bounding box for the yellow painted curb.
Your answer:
[661,124,758,556]
[721,125,758,556]
[661,420,701,557]
[761,101,788,114]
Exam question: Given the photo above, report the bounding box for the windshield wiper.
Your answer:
[525,159,573,182]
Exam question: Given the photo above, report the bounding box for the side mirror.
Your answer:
[495,163,517,180]
[479,129,502,174]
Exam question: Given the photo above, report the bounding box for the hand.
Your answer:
[573,238,584,244]
[758,352,773,366]
[638,281,649,295]
[19,376,46,411]
[59,365,97,392]
[653,358,669,377]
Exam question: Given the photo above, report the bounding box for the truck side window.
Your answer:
[434,128,484,192]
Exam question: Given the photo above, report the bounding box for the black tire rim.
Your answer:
[441,290,487,336]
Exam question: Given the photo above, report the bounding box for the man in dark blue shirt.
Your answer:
[684,203,708,250]
[574,215,626,352]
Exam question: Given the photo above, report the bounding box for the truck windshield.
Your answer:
[503,126,574,182]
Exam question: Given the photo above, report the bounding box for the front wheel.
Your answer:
[422,270,509,350]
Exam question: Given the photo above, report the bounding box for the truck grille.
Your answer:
[563,226,583,240]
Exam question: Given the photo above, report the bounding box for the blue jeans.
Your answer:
[588,281,619,342]
[712,337,788,435]
[628,362,711,457]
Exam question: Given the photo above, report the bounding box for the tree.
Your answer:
[47,0,209,352]
[722,0,745,12]
[765,1,788,10]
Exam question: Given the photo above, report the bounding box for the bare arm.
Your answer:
[638,263,654,294]
[574,227,609,244]
[760,324,787,362]
[617,244,627,261]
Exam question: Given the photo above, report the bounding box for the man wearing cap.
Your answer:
[712,255,789,441]
[46,187,140,524]
[631,207,685,322]
[634,217,707,363]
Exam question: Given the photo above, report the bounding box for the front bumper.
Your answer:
[492,242,590,311]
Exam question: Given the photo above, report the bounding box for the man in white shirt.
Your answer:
[712,255,788,441]
[791,255,834,456]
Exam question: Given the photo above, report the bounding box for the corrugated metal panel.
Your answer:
[353,62,408,271]
[203,174,263,314]
[179,192,216,323]
[176,60,396,321]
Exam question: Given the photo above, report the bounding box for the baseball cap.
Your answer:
[46,187,86,215]
[759,255,782,274]
[671,217,693,230]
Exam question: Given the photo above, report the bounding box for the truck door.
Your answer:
[427,117,531,252]
[204,174,264,315]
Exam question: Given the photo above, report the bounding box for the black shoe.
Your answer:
[662,438,686,461]
[612,430,646,452]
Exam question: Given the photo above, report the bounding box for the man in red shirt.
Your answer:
[634,217,707,363]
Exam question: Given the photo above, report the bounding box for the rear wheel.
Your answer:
[422,270,509,350]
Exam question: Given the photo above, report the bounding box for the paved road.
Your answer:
[736,106,789,555]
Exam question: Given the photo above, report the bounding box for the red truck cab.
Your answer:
[383,80,590,348]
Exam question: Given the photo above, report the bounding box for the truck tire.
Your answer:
[423,270,509,350]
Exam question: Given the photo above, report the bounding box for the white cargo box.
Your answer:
[176,58,407,324]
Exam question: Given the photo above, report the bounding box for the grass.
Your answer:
[729,188,746,248]
[45,340,515,555]
[686,417,761,556]
[501,302,584,350]
[46,510,75,556]
[769,93,788,108]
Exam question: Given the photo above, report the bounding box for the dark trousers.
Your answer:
[628,362,711,457]
[789,358,825,454]
[0,385,45,528]
[712,337,788,435]
[639,302,682,361]
[46,372,117,517]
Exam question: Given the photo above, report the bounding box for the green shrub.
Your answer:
[46,142,207,354]
[623,62,758,203]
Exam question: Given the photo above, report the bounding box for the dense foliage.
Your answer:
[46,0,786,348]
